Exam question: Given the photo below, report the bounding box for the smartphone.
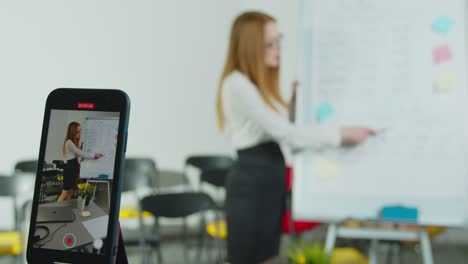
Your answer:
[27,88,130,264]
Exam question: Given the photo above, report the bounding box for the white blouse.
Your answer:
[63,139,94,161]
[221,70,341,150]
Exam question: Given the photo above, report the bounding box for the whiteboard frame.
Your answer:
[80,116,120,179]
[292,0,468,228]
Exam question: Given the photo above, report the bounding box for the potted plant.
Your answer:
[77,183,95,210]
[287,241,330,264]
[288,240,369,264]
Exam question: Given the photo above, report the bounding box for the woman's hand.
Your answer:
[291,80,299,100]
[289,80,300,121]
[94,153,104,159]
[340,127,376,145]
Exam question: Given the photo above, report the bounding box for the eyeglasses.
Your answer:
[265,34,283,50]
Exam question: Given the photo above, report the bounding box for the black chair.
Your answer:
[139,192,217,264]
[45,160,66,200]
[185,156,234,172]
[199,169,230,191]
[121,158,159,247]
[1,173,35,227]
[14,160,39,174]
[0,175,20,262]
[123,158,157,192]
[184,156,234,262]
[185,156,234,186]
[1,173,35,226]
[0,175,15,200]
[185,155,234,202]
[52,160,65,170]
[14,159,60,203]
[38,163,62,203]
[158,169,188,188]
[1,175,36,263]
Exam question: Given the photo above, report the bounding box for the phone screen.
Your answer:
[32,109,120,255]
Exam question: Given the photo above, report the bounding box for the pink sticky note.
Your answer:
[433,45,453,64]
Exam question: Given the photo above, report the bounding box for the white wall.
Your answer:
[0,0,299,174]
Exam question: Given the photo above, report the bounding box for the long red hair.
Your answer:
[63,122,80,156]
[216,11,287,131]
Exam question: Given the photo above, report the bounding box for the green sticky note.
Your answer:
[316,159,338,179]
[315,102,335,122]
[434,74,455,93]
[432,16,455,35]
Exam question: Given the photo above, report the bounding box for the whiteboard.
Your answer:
[293,0,468,227]
[80,117,119,179]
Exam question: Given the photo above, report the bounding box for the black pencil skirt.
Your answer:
[225,142,287,264]
[63,158,79,191]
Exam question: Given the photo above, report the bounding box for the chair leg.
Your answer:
[138,202,148,264]
[216,210,225,264]
[157,245,163,264]
[215,238,224,264]
[210,239,216,263]
[198,214,207,262]
[391,243,401,264]
[140,239,146,264]
[183,217,189,262]
[146,245,153,264]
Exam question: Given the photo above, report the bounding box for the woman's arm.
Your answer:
[225,76,341,150]
[66,140,95,159]
[289,80,299,122]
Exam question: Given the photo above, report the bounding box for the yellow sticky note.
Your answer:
[84,163,92,169]
[81,211,91,217]
[317,159,338,179]
[434,74,455,93]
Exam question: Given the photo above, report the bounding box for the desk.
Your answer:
[34,199,107,251]
[87,179,111,210]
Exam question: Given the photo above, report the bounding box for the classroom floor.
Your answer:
[3,172,468,263]
[124,242,468,264]
[2,232,468,264]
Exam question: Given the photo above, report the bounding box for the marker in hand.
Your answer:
[341,126,376,145]
[375,127,390,135]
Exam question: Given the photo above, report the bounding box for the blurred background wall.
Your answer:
[0,0,299,174]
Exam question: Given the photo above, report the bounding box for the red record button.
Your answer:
[63,233,77,248]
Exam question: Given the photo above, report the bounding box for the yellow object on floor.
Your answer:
[0,232,21,256]
[331,248,368,264]
[119,206,152,219]
[427,226,445,238]
[77,183,95,191]
[206,220,227,240]
[343,220,361,228]
[402,226,446,246]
